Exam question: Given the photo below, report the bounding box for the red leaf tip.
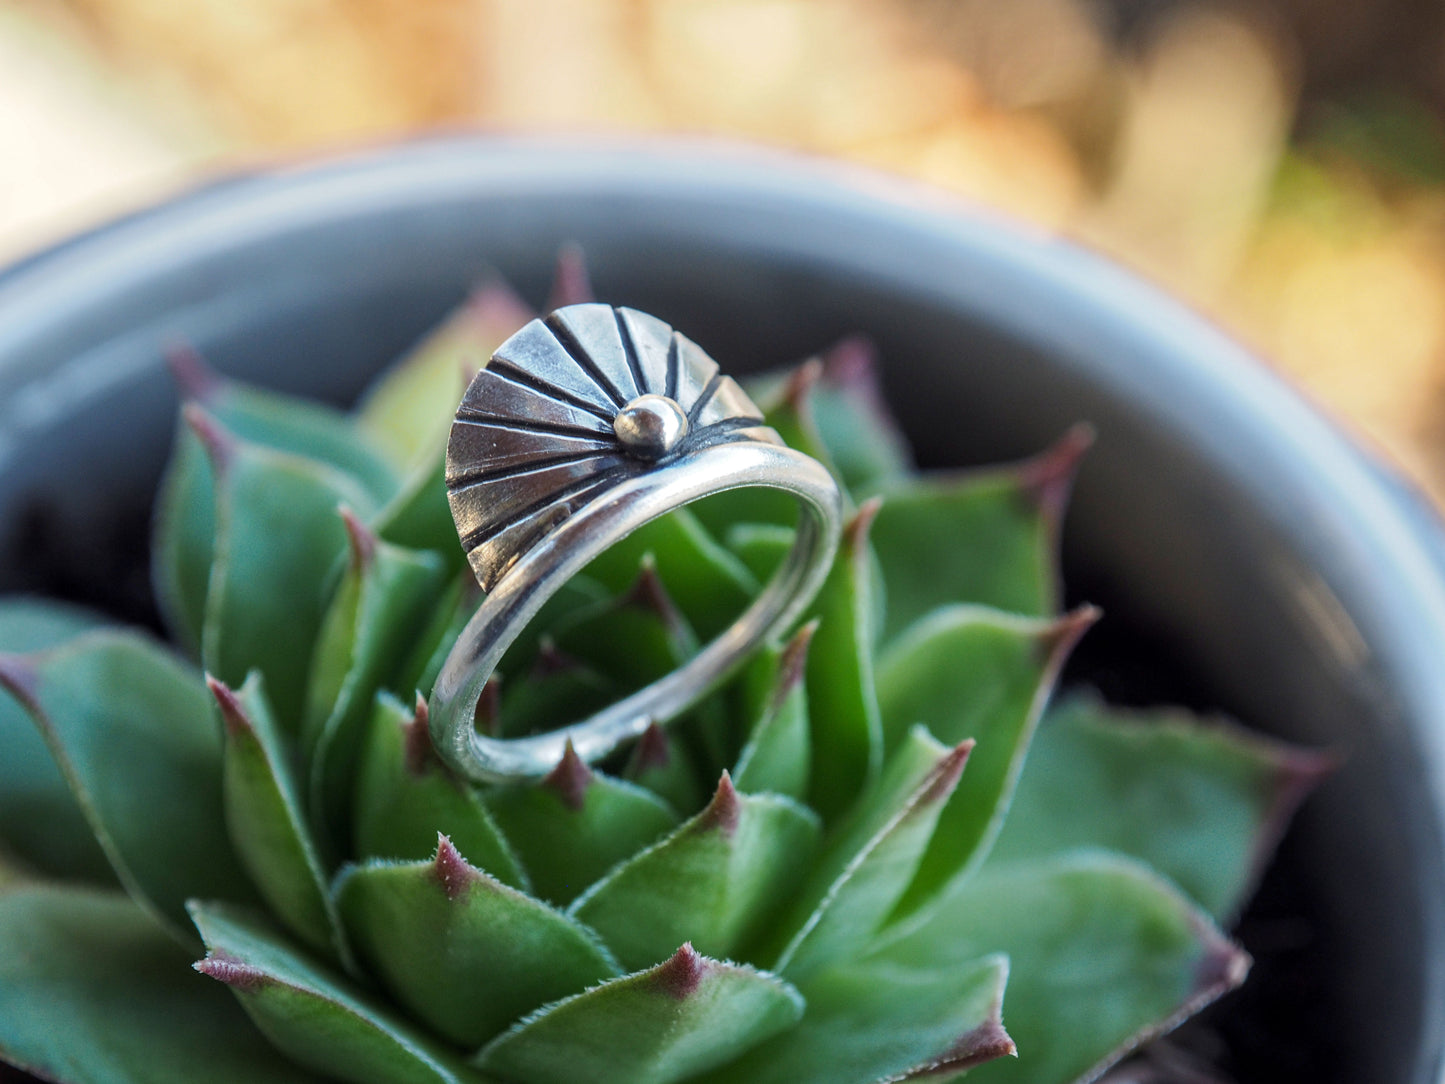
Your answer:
[0,652,40,711]
[783,357,824,414]
[820,334,907,436]
[182,403,234,472]
[917,740,974,808]
[1246,745,1340,890]
[339,505,377,570]
[466,275,534,335]
[630,721,672,774]
[652,942,708,1000]
[404,693,439,775]
[819,334,880,391]
[532,638,582,679]
[774,620,818,710]
[900,971,1015,1078]
[624,560,685,632]
[164,340,223,403]
[544,740,594,811]
[547,242,595,310]
[432,834,483,900]
[205,674,252,738]
[903,1018,1017,1078]
[846,496,883,552]
[1039,605,1101,667]
[1017,424,1094,525]
[1195,935,1252,996]
[699,771,742,836]
[1271,745,1341,816]
[194,952,272,992]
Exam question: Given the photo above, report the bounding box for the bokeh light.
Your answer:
[6,0,1445,494]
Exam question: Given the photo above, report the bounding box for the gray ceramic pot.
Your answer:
[0,138,1440,1082]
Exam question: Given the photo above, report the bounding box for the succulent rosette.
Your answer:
[0,256,1328,1084]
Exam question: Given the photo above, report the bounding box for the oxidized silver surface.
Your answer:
[429,303,842,784]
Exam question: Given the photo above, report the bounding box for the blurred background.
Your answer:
[4,0,1445,496]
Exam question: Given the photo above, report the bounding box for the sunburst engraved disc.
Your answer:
[447,304,777,590]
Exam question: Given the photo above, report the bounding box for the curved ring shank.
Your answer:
[429,441,842,783]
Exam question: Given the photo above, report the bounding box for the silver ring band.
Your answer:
[428,304,843,784]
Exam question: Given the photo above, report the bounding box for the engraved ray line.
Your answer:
[614,307,649,400]
[485,358,618,424]
[458,470,629,554]
[666,333,681,401]
[453,412,613,443]
[446,449,619,493]
[692,416,774,445]
[687,372,725,425]
[545,315,630,409]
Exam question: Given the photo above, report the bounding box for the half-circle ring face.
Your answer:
[429,304,843,784]
[445,305,775,592]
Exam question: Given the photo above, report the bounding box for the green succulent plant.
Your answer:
[0,258,1329,1084]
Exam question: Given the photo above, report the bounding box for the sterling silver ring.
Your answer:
[428,303,843,784]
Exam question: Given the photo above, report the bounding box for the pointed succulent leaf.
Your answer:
[757,360,841,489]
[569,773,821,970]
[552,562,699,693]
[877,605,1096,917]
[336,835,620,1047]
[748,343,916,499]
[167,347,399,496]
[989,694,1335,921]
[305,513,449,832]
[547,566,741,790]
[731,621,815,801]
[546,241,597,309]
[213,673,343,960]
[372,450,464,570]
[155,352,397,651]
[394,570,479,699]
[398,569,611,707]
[624,721,706,814]
[869,428,1092,643]
[690,954,1012,1084]
[802,501,884,823]
[873,853,1250,1084]
[353,692,526,889]
[0,884,320,1084]
[485,744,680,906]
[475,943,805,1084]
[723,522,796,583]
[153,420,214,654]
[190,902,485,1084]
[580,509,757,641]
[0,631,255,932]
[356,279,534,471]
[196,410,380,729]
[494,573,610,681]
[497,645,619,741]
[365,262,572,565]
[699,361,841,533]
[0,597,111,881]
[772,728,972,979]
[807,336,913,496]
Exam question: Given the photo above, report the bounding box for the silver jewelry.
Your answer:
[428,304,843,783]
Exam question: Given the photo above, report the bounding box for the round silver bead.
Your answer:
[614,395,689,460]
